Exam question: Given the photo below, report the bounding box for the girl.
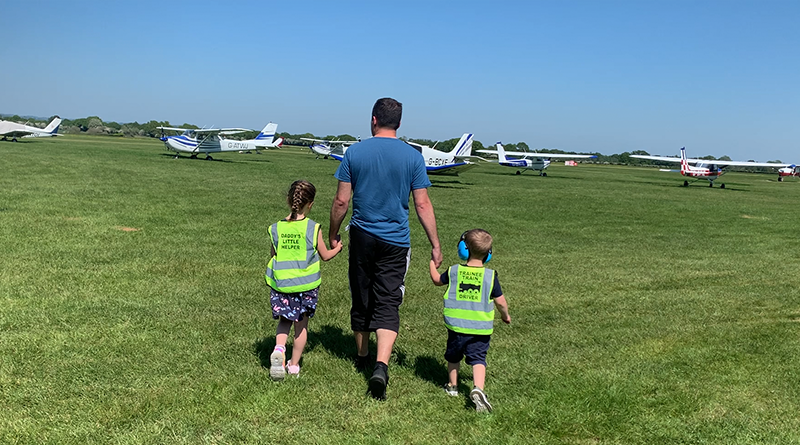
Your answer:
[265,180,342,380]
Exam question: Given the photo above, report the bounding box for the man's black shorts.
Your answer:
[348,226,410,333]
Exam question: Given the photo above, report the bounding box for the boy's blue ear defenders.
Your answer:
[458,231,492,263]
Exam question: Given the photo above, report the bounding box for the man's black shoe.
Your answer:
[368,363,388,400]
[355,354,370,372]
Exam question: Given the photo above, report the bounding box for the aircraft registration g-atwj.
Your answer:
[0,116,62,141]
[630,147,794,188]
[477,142,597,176]
[157,122,283,159]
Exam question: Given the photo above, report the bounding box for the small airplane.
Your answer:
[157,122,283,159]
[477,142,597,175]
[777,165,798,182]
[0,116,62,141]
[630,147,794,188]
[406,133,477,175]
[300,137,359,159]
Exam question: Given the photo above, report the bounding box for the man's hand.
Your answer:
[431,245,443,268]
[501,313,511,324]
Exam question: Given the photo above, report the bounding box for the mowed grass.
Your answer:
[2,135,800,444]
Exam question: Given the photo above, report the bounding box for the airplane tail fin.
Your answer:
[496,142,507,162]
[254,122,278,146]
[679,147,689,174]
[43,117,62,134]
[450,133,473,158]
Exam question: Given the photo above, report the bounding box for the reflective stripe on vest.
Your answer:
[265,219,321,293]
[443,265,495,335]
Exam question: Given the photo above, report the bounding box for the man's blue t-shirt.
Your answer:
[334,137,431,247]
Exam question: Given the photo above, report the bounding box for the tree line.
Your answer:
[1,114,785,172]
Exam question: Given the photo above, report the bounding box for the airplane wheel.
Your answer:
[206,156,213,161]
[683,181,689,187]
[542,172,547,177]
[515,171,521,175]
[190,154,198,159]
[778,176,783,182]
[720,183,725,189]
[709,182,713,187]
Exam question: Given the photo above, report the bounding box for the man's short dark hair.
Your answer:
[372,98,402,130]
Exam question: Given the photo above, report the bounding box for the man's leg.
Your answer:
[354,330,370,357]
[375,328,397,365]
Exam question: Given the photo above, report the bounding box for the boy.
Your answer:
[429,229,511,413]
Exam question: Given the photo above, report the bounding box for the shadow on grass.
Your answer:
[429,177,473,189]
[158,153,237,163]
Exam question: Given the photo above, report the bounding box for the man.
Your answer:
[329,97,443,400]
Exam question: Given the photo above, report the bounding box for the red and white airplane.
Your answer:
[631,147,793,188]
[777,165,799,182]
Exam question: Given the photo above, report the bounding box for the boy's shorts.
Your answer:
[444,329,491,366]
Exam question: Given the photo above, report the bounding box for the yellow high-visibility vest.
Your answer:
[443,265,495,335]
[265,218,321,293]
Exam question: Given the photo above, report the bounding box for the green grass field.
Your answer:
[2,135,799,444]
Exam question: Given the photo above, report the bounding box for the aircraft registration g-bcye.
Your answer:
[0,116,62,141]
[477,142,597,176]
[157,123,283,159]
[316,133,478,176]
[406,133,477,175]
[630,147,794,188]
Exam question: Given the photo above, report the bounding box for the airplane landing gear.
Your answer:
[541,172,547,177]
[683,180,689,187]
[190,154,198,159]
[778,176,783,182]
[709,182,714,188]
[720,183,725,189]
[516,171,521,175]
[205,155,214,160]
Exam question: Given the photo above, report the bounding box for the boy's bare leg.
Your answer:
[472,364,486,390]
[448,362,460,387]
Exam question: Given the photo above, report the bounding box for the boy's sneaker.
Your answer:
[269,349,285,381]
[470,387,493,413]
[443,384,459,397]
[368,363,389,401]
[287,361,300,376]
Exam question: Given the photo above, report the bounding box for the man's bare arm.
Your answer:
[412,188,442,268]
[329,180,351,246]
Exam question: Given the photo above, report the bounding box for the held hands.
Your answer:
[330,234,342,252]
[431,245,443,269]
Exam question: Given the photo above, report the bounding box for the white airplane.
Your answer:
[406,133,477,175]
[0,116,62,141]
[631,147,793,188]
[300,137,359,159]
[477,142,597,176]
[157,122,283,159]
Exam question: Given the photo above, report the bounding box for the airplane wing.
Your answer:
[506,151,597,159]
[476,150,595,159]
[631,154,791,168]
[156,126,194,132]
[630,155,681,163]
[700,160,791,168]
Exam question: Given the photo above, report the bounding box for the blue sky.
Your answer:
[2,0,798,162]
